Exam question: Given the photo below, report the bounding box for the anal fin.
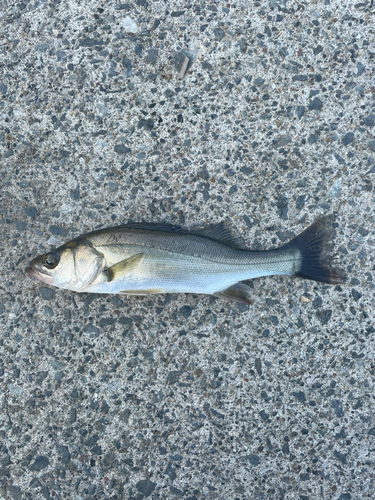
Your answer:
[120,288,163,295]
[105,253,144,282]
[215,283,253,304]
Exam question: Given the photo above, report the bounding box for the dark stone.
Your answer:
[202,61,212,70]
[300,473,310,481]
[80,38,105,47]
[173,51,192,72]
[114,144,131,154]
[351,289,362,302]
[87,485,96,495]
[255,358,262,376]
[167,371,180,384]
[84,434,99,446]
[134,44,143,56]
[331,399,344,417]
[254,77,265,86]
[356,62,365,77]
[99,317,116,327]
[282,442,289,454]
[28,474,43,490]
[24,206,38,217]
[313,45,323,55]
[56,445,71,464]
[316,309,332,325]
[179,305,192,318]
[165,462,177,480]
[238,38,247,52]
[138,118,154,131]
[70,185,80,200]
[369,140,375,152]
[145,48,158,65]
[270,315,278,325]
[171,10,185,17]
[15,221,27,231]
[277,194,288,220]
[0,83,7,95]
[83,324,100,335]
[295,105,305,118]
[342,132,354,146]
[246,454,260,466]
[259,410,269,421]
[91,445,102,455]
[7,486,22,500]
[292,391,306,402]
[101,400,110,413]
[334,450,348,464]
[70,388,78,398]
[214,27,225,41]
[309,97,323,110]
[292,74,307,81]
[308,134,319,143]
[296,195,305,210]
[28,456,50,471]
[279,47,288,58]
[39,287,56,300]
[335,154,345,165]
[120,408,131,422]
[170,486,184,497]
[49,225,68,237]
[122,57,132,77]
[136,479,156,497]
[363,113,375,127]
[114,3,130,9]
[56,50,66,61]
[368,427,375,436]
[338,495,351,500]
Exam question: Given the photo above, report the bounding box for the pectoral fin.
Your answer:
[105,253,144,282]
[215,283,253,304]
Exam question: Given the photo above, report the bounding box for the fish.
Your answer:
[25,216,345,304]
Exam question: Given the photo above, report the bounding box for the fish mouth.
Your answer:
[25,266,53,285]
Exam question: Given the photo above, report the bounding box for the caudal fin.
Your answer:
[283,216,346,284]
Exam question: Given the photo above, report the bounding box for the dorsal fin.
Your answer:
[119,222,183,232]
[190,222,244,249]
[118,221,245,249]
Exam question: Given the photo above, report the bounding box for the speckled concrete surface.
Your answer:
[1,1,375,499]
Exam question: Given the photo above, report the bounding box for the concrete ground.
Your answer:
[1,0,374,499]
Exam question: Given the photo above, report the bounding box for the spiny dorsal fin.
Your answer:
[105,253,144,282]
[117,221,245,249]
[215,282,253,304]
[120,222,182,232]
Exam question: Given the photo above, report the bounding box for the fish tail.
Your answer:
[283,216,346,284]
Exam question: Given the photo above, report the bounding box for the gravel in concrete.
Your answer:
[0,1,374,499]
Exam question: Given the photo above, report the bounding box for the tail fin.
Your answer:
[283,216,346,284]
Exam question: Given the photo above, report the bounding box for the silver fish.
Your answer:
[25,217,345,304]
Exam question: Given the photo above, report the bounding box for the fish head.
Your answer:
[25,240,105,291]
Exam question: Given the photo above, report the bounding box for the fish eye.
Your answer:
[43,252,60,269]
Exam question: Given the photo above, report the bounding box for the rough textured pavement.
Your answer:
[1,1,375,499]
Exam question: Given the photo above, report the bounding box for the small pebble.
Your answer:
[120,17,139,33]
